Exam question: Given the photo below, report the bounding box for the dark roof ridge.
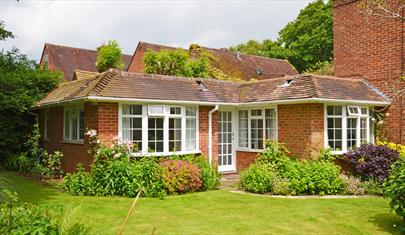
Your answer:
[360,78,391,102]
[45,42,132,56]
[90,69,120,95]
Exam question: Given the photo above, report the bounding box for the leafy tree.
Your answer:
[0,21,14,41]
[0,49,61,159]
[95,40,125,72]
[143,48,210,78]
[230,39,290,60]
[231,0,332,73]
[305,61,333,76]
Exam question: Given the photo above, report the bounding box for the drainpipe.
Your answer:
[208,105,219,167]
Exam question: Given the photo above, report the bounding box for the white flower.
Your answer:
[96,139,101,144]
[85,129,97,137]
[371,117,376,122]
[385,113,390,117]
[114,153,122,159]
[377,120,384,125]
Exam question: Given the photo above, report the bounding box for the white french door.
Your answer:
[218,111,236,172]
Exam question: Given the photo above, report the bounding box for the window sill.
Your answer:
[61,140,84,145]
[131,150,201,157]
[236,148,263,153]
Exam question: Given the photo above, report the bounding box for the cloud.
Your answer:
[0,0,311,61]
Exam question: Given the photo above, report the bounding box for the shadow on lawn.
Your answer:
[0,170,62,205]
[370,213,404,235]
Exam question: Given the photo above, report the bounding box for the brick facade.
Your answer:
[127,44,146,73]
[334,0,405,143]
[199,106,219,167]
[236,151,258,172]
[278,103,324,159]
[38,102,118,172]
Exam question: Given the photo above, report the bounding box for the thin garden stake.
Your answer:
[118,190,141,235]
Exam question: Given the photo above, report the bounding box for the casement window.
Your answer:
[185,107,197,151]
[122,104,143,151]
[238,108,277,150]
[326,105,373,153]
[44,109,50,140]
[63,106,84,142]
[120,104,198,155]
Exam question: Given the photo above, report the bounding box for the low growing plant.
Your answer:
[339,174,365,195]
[256,140,290,166]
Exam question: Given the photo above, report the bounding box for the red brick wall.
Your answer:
[334,0,405,143]
[127,44,146,73]
[236,151,258,172]
[278,103,324,158]
[38,102,118,172]
[199,106,218,167]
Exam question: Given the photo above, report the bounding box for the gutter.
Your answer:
[33,96,391,109]
[208,105,219,168]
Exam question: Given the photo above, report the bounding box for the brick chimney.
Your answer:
[333,0,405,143]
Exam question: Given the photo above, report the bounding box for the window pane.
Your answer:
[148,117,164,152]
[265,109,276,140]
[170,107,181,115]
[186,118,197,151]
[251,118,263,149]
[122,116,142,151]
[169,118,182,151]
[64,109,70,139]
[148,105,164,115]
[347,118,357,150]
[238,110,248,148]
[186,107,196,116]
[123,104,142,115]
[360,117,367,144]
[327,106,342,116]
[327,117,342,151]
[79,110,84,140]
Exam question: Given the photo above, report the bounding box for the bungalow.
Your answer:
[34,68,389,173]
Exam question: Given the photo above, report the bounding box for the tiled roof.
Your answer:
[36,69,389,107]
[42,43,132,82]
[129,41,298,81]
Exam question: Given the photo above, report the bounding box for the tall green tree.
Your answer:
[231,0,332,73]
[0,21,14,41]
[0,23,60,159]
[95,40,125,72]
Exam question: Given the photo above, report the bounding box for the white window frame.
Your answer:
[44,109,50,141]
[118,103,200,156]
[63,106,84,143]
[325,105,373,154]
[121,104,143,152]
[236,107,278,152]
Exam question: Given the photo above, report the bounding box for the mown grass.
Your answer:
[0,171,403,234]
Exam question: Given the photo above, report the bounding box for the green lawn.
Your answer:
[0,171,403,235]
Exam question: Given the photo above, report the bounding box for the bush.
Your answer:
[240,163,275,194]
[339,174,365,195]
[160,159,202,194]
[378,141,405,159]
[41,151,63,177]
[344,144,399,181]
[279,160,344,195]
[384,159,405,221]
[169,155,221,190]
[59,164,94,196]
[256,140,290,165]
[272,177,290,195]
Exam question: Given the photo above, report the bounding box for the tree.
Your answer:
[0,21,14,41]
[0,23,60,159]
[95,40,125,72]
[230,0,333,73]
[143,47,210,78]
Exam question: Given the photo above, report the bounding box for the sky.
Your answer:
[0,0,312,61]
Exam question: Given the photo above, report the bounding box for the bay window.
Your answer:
[63,106,84,142]
[120,104,198,155]
[326,105,373,153]
[238,108,277,150]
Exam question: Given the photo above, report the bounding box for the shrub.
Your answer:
[160,160,202,194]
[59,164,95,196]
[384,159,405,221]
[169,154,221,190]
[378,141,405,159]
[41,151,63,177]
[339,174,365,195]
[272,177,290,195]
[240,163,275,194]
[344,144,399,181]
[256,139,290,165]
[279,160,344,195]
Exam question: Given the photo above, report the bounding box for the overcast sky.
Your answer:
[0,0,312,61]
